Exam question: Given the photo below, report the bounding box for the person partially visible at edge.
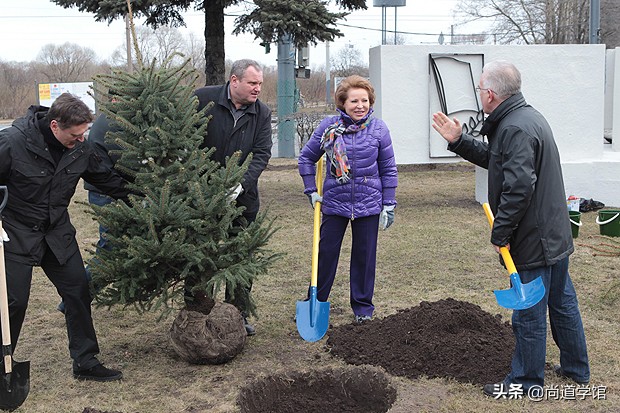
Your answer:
[82,93,125,253]
[297,75,398,325]
[57,92,124,314]
[0,92,130,382]
[193,59,273,336]
[431,60,590,396]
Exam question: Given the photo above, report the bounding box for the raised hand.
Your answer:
[432,112,462,144]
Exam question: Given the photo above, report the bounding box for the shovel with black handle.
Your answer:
[0,186,30,411]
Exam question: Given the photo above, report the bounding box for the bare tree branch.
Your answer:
[455,0,589,45]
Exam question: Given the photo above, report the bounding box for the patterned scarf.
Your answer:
[320,109,373,184]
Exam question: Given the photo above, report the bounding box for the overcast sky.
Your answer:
[1,0,477,68]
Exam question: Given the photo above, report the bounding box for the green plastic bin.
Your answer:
[596,209,620,237]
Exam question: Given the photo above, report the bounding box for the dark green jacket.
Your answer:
[449,93,573,270]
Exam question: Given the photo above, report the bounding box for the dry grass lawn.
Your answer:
[10,158,620,412]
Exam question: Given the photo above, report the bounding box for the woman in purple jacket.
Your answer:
[298,75,398,323]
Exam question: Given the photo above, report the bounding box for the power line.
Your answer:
[338,22,493,38]
[0,10,493,40]
[0,15,95,19]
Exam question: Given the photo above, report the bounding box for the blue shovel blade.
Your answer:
[494,272,546,310]
[296,288,330,342]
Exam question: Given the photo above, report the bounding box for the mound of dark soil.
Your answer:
[326,298,515,385]
[238,366,396,413]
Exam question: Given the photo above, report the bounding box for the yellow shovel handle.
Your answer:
[311,158,324,288]
[482,203,518,275]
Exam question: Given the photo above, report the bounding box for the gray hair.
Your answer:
[481,60,521,99]
[230,59,263,80]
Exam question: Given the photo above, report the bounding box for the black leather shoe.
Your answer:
[553,364,589,384]
[483,383,504,397]
[73,364,123,382]
[244,317,256,336]
[483,383,523,398]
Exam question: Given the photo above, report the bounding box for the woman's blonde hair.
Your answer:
[334,75,375,111]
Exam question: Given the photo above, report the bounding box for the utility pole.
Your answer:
[374,0,405,45]
[325,42,331,106]
[394,7,398,45]
[125,14,133,73]
[381,6,387,45]
[589,0,601,44]
[277,33,296,158]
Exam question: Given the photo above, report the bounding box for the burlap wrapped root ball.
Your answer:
[170,302,247,364]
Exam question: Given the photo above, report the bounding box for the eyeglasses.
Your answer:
[475,86,494,94]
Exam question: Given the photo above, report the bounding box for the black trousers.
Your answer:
[3,245,101,370]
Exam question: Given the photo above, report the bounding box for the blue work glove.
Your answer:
[307,192,323,209]
[379,205,395,230]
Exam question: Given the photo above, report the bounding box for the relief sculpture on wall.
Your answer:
[428,54,485,158]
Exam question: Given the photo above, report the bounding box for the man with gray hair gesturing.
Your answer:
[192,59,273,336]
[432,60,590,398]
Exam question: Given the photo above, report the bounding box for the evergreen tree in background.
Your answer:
[52,0,367,85]
[89,56,277,318]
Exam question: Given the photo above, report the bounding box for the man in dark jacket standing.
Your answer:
[194,59,273,335]
[82,98,124,254]
[432,60,589,397]
[57,106,124,314]
[0,93,128,381]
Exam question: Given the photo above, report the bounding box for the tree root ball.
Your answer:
[169,302,246,364]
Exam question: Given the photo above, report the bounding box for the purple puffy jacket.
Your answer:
[298,113,398,219]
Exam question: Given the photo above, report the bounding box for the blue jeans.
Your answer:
[505,256,590,389]
[88,191,114,252]
[85,191,114,282]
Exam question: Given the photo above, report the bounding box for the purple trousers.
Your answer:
[316,213,379,317]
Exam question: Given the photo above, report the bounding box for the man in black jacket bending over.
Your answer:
[194,59,273,336]
[0,93,129,381]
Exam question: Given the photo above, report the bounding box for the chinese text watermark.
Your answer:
[489,383,607,401]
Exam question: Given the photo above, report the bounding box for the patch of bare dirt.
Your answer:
[237,299,513,412]
[238,366,396,413]
[326,298,514,386]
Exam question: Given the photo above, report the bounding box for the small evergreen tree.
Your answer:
[88,55,277,319]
